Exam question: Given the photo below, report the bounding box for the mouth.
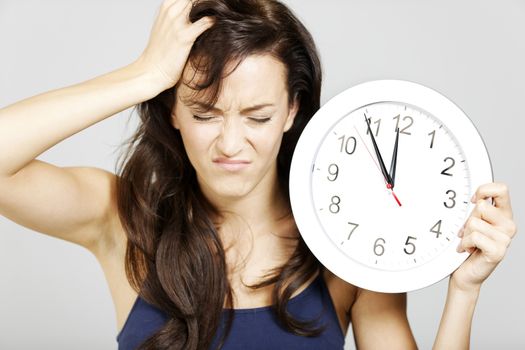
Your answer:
[213,158,251,172]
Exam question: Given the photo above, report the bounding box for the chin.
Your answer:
[197,165,271,204]
[216,185,254,200]
[202,178,256,202]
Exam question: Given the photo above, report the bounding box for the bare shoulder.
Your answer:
[321,268,407,315]
[322,268,358,311]
[322,268,358,335]
[350,288,415,348]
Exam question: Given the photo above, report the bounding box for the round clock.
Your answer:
[289,80,493,293]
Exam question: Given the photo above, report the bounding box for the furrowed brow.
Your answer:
[189,101,221,113]
[187,101,275,113]
[240,103,275,113]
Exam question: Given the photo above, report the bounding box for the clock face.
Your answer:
[290,80,493,292]
[312,101,470,272]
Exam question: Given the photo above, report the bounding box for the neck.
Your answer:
[197,166,300,283]
[198,166,293,240]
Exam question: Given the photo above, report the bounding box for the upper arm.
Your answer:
[0,159,118,255]
[350,288,417,350]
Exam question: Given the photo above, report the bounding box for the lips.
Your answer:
[213,158,251,171]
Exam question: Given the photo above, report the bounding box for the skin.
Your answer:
[0,0,516,348]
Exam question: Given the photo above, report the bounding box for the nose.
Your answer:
[216,117,245,157]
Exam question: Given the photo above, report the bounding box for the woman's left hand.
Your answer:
[451,182,518,292]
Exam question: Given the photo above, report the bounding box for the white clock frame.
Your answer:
[289,80,493,292]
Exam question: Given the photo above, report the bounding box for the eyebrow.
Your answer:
[187,101,275,114]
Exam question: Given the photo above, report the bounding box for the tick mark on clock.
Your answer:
[333,131,338,136]
[439,125,443,129]
[446,237,450,241]
[375,260,378,264]
[461,160,465,163]
[463,201,468,204]
[414,258,417,263]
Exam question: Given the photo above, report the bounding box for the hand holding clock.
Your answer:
[452,182,517,292]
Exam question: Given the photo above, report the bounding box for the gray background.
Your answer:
[0,0,523,349]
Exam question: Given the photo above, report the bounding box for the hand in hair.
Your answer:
[136,0,215,90]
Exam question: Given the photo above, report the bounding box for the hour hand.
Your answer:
[389,128,399,188]
[364,114,393,186]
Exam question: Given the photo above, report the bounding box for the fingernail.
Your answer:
[456,244,463,253]
[471,194,476,202]
[458,228,464,237]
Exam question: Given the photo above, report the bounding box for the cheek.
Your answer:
[179,125,214,159]
[251,128,285,157]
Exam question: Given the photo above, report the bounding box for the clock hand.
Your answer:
[389,127,399,189]
[354,124,402,207]
[364,114,393,186]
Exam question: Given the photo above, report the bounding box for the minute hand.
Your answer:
[364,114,393,185]
[389,127,400,188]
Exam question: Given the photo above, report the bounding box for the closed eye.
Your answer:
[249,117,272,124]
[193,115,272,124]
[192,115,215,122]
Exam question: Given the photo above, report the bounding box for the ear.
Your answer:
[170,87,182,130]
[283,96,299,133]
[171,111,180,130]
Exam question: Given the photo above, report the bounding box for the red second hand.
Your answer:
[386,183,402,207]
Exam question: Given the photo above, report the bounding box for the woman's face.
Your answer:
[171,54,298,203]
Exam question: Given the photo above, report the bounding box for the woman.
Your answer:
[0,0,517,349]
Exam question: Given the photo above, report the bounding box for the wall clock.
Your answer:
[289,80,493,292]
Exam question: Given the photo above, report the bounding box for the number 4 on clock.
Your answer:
[431,219,443,238]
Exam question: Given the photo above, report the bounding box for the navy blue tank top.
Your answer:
[116,272,345,349]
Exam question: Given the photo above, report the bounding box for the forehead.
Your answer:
[177,54,288,107]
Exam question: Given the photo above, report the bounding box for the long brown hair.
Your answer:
[115,1,323,348]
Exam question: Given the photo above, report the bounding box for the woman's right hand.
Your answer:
[136,0,215,91]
